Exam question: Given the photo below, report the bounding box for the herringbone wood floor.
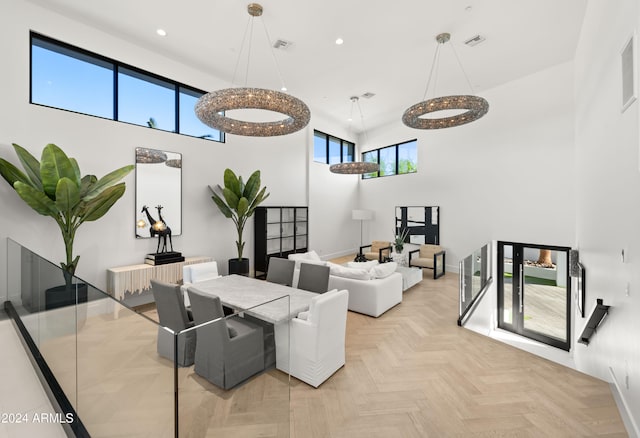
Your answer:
[37,259,627,437]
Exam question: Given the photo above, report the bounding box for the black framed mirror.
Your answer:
[135,147,182,238]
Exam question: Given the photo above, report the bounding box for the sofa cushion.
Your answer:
[347,260,379,270]
[327,263,372,280]
[370,262,398,279]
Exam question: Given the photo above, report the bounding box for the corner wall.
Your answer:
[574,0,640,431]
[359,61,577,272]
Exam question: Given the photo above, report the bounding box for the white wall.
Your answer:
[308,113,361,260]
[359,61,577,272]
[0,0,308,296]
[574,0,640,431]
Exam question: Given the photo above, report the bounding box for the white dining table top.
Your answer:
[186,274,318,324]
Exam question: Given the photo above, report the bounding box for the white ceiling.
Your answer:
[25,0,587,133]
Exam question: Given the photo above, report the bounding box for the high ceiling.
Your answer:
[25,0,587,133]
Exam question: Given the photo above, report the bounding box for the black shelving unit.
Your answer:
[254,206,308,278]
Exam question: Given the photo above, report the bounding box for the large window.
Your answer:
[30,32,224,142]
[362,139,418,179]
[314,130,354,164]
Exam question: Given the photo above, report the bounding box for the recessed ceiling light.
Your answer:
[281,86,287,91]
[335,37,344,45]
[156,29,167,37]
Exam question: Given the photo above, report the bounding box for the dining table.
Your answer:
[186,274,318,372]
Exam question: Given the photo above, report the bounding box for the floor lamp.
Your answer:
[352,209,373,249]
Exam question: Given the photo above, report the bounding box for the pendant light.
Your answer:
[403,32,488,129]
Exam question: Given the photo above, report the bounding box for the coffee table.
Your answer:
[395,266,422,291]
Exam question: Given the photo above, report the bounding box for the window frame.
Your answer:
[361,139,417,179]
[313,130,355,164]
[29,31,225,143]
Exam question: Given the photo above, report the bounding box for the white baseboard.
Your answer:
[609,367,640,438]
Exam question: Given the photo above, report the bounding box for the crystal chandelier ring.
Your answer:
[195,87,310,137]
[402,95,489,129]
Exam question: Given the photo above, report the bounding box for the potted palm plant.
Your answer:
[209,168,269,275]
[0,143,133,307]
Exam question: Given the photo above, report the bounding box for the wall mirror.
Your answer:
[135,147,182,238]
[395,206,440,245]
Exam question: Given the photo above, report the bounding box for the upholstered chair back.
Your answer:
[371,241,391,255]
[419,244,443,258]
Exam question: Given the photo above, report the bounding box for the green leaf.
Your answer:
[237,197,249,218]
[69,158,82,188]
[243,170,260,202]
[81,183,126,222]
[13,181,59,217]
[12,143,43,191]
[211,193,233,218]
[0,158,31,188]
[40,144,76,198]
[248,186,269,213]
[223,169,240,196]
[79,175,98,198]
[238,176,245,198]
[55,177,80,216]
[84,165,134,200]
[222,187,239,210]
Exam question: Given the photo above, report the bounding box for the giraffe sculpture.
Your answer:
[155,205,173,253]
[141,205,158,238]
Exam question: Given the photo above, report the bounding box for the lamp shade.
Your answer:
[352,209,373,221]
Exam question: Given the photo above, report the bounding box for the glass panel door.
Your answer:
[498,242,570,351]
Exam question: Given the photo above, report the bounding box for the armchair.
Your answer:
[187,287,265,390]
[290,289,349,387]
[150,279,196,367]
[409,244,446,279]
[359,240,392,263]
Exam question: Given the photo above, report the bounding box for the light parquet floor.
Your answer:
[34,258,626,437]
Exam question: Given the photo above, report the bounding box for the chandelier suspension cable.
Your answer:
[259,17,288,91]
[230,17,253,87]
[422,41,442,101]
[243,15,255,87]
[449,39,476,94]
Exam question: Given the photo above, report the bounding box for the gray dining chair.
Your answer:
[297,262,330,294]
[150,279,196,367]
[187,287,265,390]
[266,257,295,286]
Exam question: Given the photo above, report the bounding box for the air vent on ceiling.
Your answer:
[273,39,293,50]
[361,92,376,99]
[464,34,486,47]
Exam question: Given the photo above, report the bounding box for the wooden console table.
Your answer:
[107,256,212,301]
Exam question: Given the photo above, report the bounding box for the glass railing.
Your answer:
[4,238,291,437]
[458,243,492,325]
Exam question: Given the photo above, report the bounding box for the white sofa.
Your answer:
[327,266,402,318]
[288,252,403,318]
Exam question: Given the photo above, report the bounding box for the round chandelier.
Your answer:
[195,87,310,137]
[330,96,380,175]
[330,162,379,174]
[195,3,310,137]
[403,32,488,130]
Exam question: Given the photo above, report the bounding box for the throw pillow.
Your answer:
[370,261,398,279]
[228,325,238,338]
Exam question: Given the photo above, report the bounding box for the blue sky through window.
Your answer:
[31,44,113,118]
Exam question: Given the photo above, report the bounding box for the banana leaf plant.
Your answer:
[0,143,134,287]
[209,169,269,260]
